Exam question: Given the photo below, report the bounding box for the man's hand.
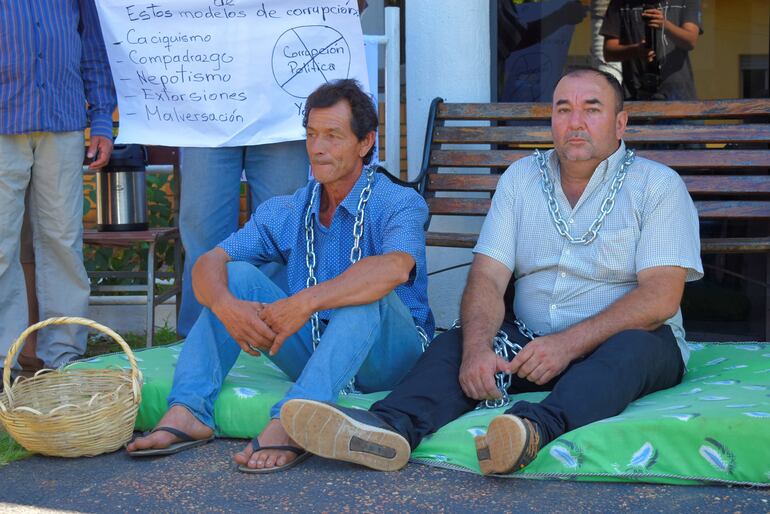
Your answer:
[642,8,665,29]
[508,334,575,385]
[260,294,315,356]
[459,346,510,401]
[211,298,276,356]
[87,135,113,170]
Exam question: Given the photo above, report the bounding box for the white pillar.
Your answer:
[405,1,492,180]
[406,1,492,329]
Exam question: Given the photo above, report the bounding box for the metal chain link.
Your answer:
[350,167,374,263]
[451,319,537,409]
[304,182,322,350]
[303,165,429,395]
[535,148,635,245]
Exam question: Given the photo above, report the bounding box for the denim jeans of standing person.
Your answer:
[177,141,309,336]
[167,262,425,429]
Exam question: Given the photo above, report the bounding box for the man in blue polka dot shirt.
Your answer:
[127,79,434,473]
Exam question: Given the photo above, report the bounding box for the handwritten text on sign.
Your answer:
[95,0,368,147]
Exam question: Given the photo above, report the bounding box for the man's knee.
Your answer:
[422,327,463,362]
[225,261,270,298]
[596,328,677,370]
[329,300,380,326]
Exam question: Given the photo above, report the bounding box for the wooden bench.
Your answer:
[413,98,770,338]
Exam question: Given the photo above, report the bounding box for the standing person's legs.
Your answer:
[26,132,88,368]
[243,140,309,207]
[0,135,33,367]
[243,140,309,291]
[177,147,245,336]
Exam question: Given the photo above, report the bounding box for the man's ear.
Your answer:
[616,110,628,140]
[359,130,376,159]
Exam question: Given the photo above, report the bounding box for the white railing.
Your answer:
[363,5,400,176]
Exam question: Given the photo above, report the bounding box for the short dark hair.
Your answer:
[303,79,378,165]
[559,67,624,113]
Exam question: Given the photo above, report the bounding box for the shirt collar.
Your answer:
[340,167,373,215]
[545,140,627,184]
[310,166,374,217]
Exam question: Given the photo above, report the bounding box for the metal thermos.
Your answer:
[95,144,149,231]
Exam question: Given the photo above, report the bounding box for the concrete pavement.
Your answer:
[1,438,768,513]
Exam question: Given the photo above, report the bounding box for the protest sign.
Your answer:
[95,0,369,146]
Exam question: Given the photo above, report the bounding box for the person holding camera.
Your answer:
[601,0,702,100]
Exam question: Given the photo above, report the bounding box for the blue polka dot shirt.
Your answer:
[218,169,435,335]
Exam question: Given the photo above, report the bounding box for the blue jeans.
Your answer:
[168,262,425,429]
[177,142,309,336]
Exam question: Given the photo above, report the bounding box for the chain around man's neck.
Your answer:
[534,148,635,246]
[303,165,376,351]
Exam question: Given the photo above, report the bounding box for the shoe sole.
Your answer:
[474,414,527,475]
[281,400,410,472]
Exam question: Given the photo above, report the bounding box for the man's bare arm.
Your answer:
[643,9,699,51]
[509,266,687,385]
[261,252,415,355]
[604,37,654,62]
[457,254,515,400]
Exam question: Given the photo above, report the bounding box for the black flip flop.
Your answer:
[127,426,215,457]
[237,437,311,474]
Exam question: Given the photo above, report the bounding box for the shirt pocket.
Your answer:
[591,227,637,282]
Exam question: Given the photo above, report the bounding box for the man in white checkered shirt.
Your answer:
[280,68,704,474]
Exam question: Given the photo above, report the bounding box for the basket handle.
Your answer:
[2,317,142,397]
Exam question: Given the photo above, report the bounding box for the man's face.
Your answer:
[306,100,373,186]
[551,73,627,165]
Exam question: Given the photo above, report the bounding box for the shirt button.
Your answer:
[564,249,570,255]
[560,272,566,278]
[569,218,575,224]
[550,304,557,310]
[38,52,43,59]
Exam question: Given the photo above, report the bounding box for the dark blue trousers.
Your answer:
[370,322,685,449]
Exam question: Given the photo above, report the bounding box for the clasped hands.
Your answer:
[458,334,574,401]
[213,295,313,358]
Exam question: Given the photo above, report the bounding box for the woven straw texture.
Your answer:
[0,317,142,457]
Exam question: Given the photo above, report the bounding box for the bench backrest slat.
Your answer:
[433,125,770,145]
[437,99,770,121]
[420,97,770,263]
[427,197,770,220]
[428,174,770,196]
[431,149,770,170]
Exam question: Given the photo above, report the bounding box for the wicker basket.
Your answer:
[0,317,143,457]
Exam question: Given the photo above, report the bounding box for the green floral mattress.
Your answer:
[70,342,770,486]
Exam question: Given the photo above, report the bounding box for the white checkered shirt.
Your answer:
[474,142,703,364]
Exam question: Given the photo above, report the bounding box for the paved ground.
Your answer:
[0,438,768,513]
